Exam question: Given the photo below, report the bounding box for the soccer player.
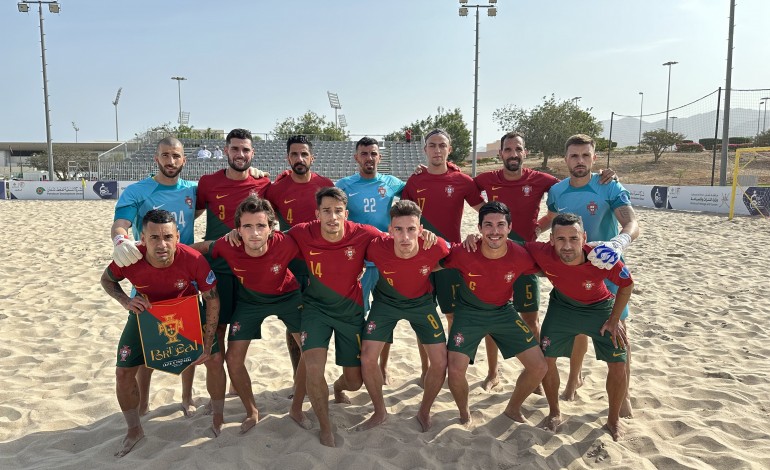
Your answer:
[196,128,271,387]
[441,202,547,427]
[525,213,632,441]
[110,137,200,416]
[101,209,225,457]
[265,135,334,374]
[401,128,484,381]
[543,134,639,416]
[286,187,382,447]
[192,196,309,434]
[336,136,406,382]
[358,200,449,432]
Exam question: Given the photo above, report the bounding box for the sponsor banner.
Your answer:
[8,180,119,200]
[741,186,770,216]
[625,184,668,209]
[118,181,135,198]
[137,295,203,375]
[666,185,760,216]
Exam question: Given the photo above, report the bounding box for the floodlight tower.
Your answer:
[171,76,186,125]
[459,0,498,177]
[638,92,644,150]
[663,61,678,131]
[327,91,342,129]
[17,0,61,181]
[112,87,122,141]
[71,121,79,143]
[338,114,347,129]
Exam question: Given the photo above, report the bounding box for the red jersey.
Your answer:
[365,236,449,299]
[265,170,334,229]
[288,220,381,318]
[442,241,537,307]
[211,231,300,295]
[107,244,216,302]
[401,164,483,242]
[475,168,559,242]
[525,242,633,303]
[196,170,271,239]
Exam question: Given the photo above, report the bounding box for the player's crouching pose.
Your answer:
[192,195,310,434]
[101,209,225,457]
[525,213,632,441]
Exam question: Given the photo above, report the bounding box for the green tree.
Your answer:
[29,145,99,181]
[641,129,684,162]
[384,107,471,163]
[492,94,603,168]
[272,110,348,141]
[755,129,770,147]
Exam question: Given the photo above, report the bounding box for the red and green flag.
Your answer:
[137,295,203,375]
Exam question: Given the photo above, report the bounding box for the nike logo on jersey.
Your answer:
[433,332,443,338]
[284,199,296,204]
[232,267,247,272]
[152,205,164,210]
[468,273,482,277]
[215,194,228,199]
[525,335,535,343]
[309,251,322,255]
[491,186,503,191]
[383,271,396,274]
[612,351,625,357]
[134,285,149,289]
[545,271,558,277]
[416,189,427,193]
[523,302,535,308]
[348,192,360,197]
[557,207,568,212]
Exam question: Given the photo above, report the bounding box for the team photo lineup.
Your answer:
[103,127,640,455]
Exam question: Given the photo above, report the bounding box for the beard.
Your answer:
[158,164,183,179]
[292,162,309,175]
[504,157,521,172]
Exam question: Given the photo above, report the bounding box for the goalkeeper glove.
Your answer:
[113,235,142,267]
[587,233,631,270]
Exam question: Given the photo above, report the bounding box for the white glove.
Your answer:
[113,235,142,267]
[587,233,631,270]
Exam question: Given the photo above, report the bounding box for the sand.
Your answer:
[1,199,769,469]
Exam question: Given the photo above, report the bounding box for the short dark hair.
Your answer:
[551,212,584,231]
[234,195,276,231]
[226,128,253,146]
[565,134,595,153]
[356,136,379,151]
[315,186,347,207]
[156,136,182,152]
[500,131,526,151]
[389,199,422,220]
[142,209,176,230]
[286,135,313,154]
[424,128,452,145]
[478,201,511,226]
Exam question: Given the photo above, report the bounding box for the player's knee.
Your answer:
[115,367,136,385]
[206,352,225,370]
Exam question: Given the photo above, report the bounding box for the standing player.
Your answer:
[336,136,405,382]
[401,129,484,381]
[192,196,310,434]
[358,200,449,432]
[543,134,639,416]
[265,135,334,374]
[441,202,547,427]
[525,213,632,441]
[287,187,383,447]
[110,137,199,416]
[196,128,271,386]
[101,209,225,457]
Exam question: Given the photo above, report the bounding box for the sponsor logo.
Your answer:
[119,345,131,361]
[153,204,165,210]
[383,271,396,275]
[205,270,216,285]
[586,200,598,216]
[468,273,482,277]
[557,207,567,212]
[453,332,465,347]
[491,186,502,191]
[232,267,247,272]
[157,314,184,345]
[348,192,360,197]
[544,271,557,277]
[284,199,296,204]
[416,188,427,193]
[523,302,535,308]
[134,285,150,289]
[619,266,631,279]
[36,187,45,195]
[215,194,228,199]
[309,251,322,256]
[525,335,535,343]
[231,322,241,335]
[433,332,443,338]
[612,351,625,357]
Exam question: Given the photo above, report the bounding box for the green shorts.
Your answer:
[446,304,539,364]
[431,269,462,314]
[300,307,363,367]
[116,309,220,368]
[228,290,303,341]
[364,297,445,345]
[204,253,239,325]
[513,273,540,313]
[540,290,626,363]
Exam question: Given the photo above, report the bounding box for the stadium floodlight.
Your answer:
[458,1,501,177]
[338,114,347,128]
[171,77,187,126]
[662,61,678,131]
[112,87,122,141]
[327,91,342,129]
[17,0,61,181]
[71,121,79,143]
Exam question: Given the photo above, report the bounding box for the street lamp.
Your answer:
[571,96,582,106]
[71,121,79,143]
[663,61,678,131]
[112,87,122,141]
[18,0,61,181]
[459,0,498,177]
[638,92,644,150]
[171,76,186,126]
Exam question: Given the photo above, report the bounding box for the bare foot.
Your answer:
[416,412,432,432]
[211,413,224,437]
[115,426,144,458]
[543,413,563,432]
[418,373,426,389]
[227,385,238,397]
[319,429,336,447]
[459,413,473,429]
[138,404,150,416]
[355,412,388,431]
[561,376,583,401]
[620,396,634,418]
[531,384,544,396]
[605,420,625,441]
[333,382,351,404]
[239,414,259,434]
[482,374,500,392]
[181,399,196,417]
[381,367,391,386]
[290,409,313,430]
[503,408,529,424]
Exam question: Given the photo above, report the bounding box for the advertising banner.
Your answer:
[625,184,668,209]
[137,295,203,375]
[8,180,119,200]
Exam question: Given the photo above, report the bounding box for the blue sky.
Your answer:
[2,0,768,148]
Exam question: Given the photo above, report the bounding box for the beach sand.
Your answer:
[1,199,769,469]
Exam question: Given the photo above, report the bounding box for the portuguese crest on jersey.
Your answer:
[541,336,551,352]
[378,186,386,198]
[453,331,465,347]
[119,345,131,361]
[419,265,430,276]
[504,271,515,283]
[231,322,241,335]
[271,264,281,274]
[582,279,595,290]
[445,185,455,197]
[175,279,188,290]
[586,200,598,215]
[185,195,193,208]
[300,331,308,346]
[345,246,356,260]
[522,185,532,196]
[366,320,377,334]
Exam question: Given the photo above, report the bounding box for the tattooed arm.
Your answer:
[614,205,640,241]
[200,286,220,355]
[100,268,151,314]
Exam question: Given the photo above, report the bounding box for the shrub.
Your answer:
[699,138,721,150]
[728,137,753,145]
[676,142,705,152]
